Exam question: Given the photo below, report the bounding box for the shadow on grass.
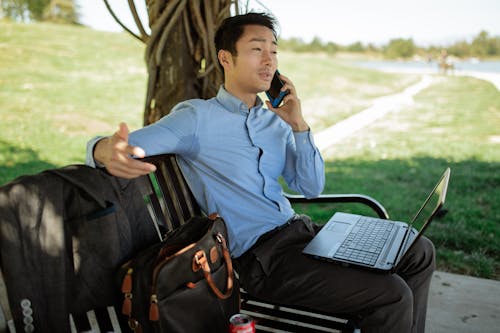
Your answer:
[2,142,498,279]
[293,156,499,279]
[0,140,57,186]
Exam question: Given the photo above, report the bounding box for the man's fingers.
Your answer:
[265,100,276,111]
[278,74,296,94]
[106,159,156,178]
[112,123,146,158]
[130,146,146,158]
[107,167,149,179]
[109,146,155,171]
[108,140,155,171]
[117,122,130,141]
[102,121,158,178]
[278,73,290,83]
[282,94,294,105]
[127,158,156,173]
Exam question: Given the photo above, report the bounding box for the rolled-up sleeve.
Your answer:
[85,136,105,168]
[283,130,325,198]
[84,101,199,168]
[128,102,198,157]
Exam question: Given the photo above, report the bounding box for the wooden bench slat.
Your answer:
[241,293,353,332]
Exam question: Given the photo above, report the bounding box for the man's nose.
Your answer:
[262,51,274,66]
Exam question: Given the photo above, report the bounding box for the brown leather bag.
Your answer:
[117,214,239,333]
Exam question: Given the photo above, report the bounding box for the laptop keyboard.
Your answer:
[331,217,395,266]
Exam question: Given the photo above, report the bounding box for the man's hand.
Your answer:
[94,122,156,179]
[265,73,309,132]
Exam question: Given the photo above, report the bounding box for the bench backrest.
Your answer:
[93,154,360,332]
[139,154,201,233]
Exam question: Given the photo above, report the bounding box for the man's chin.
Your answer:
[260,84,271,93]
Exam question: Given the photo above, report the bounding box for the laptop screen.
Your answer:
[396,168,451,263]
[410,168,450,229]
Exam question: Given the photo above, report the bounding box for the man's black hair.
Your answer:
[214,12,277,57]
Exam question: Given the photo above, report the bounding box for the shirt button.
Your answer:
[20,299,31,308]
[24,324,35,333]
[23,316,33,325]
[22,307,33,316]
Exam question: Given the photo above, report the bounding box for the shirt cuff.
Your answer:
[85,136,105,168]
[293,130,317,152]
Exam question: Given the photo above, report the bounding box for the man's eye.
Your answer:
[253,48,261,51]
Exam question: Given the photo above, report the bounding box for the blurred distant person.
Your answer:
[439,49,454,74]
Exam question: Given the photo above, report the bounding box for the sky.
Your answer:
[77,0,500,46]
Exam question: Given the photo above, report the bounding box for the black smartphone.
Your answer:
[265,70,289,108]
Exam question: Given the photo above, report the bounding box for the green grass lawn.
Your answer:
[0,21,146,181]
[297,76,500,279]
[276,52,420,131]
[1,21,499,279]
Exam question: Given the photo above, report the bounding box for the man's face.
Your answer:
[224,24,278,95]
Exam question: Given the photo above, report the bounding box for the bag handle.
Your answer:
[193,232,234,299]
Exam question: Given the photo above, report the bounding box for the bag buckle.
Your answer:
[216,233,223,243]
[128,318,140,331]
[194,251,207,266]
[193,250,210,273]
[215,232,228,250]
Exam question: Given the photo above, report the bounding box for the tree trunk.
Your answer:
[143,13,199,125]
[142,0,234,125]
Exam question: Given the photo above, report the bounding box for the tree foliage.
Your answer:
[1,0,77,23]
[471,30,499,57]
[383,38,416,59]
[346,41,365,53]
[279,37,341,54]
[278,30,500,59]
[43,0,77,23]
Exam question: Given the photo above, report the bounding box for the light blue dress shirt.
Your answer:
[87,86,325,257]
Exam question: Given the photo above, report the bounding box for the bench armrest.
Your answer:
[284,193,389,220]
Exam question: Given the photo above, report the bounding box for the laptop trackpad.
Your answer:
[325,222,351,256]
[303,220,352,257]
[326,221,350,234]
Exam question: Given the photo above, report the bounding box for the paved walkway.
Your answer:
[455,70,500,90]
[367,66,500,91]
[313,75,437,150]
[427,271,500,333]
[314,69,499,151]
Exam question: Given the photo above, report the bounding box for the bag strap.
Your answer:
[193,232,234,300]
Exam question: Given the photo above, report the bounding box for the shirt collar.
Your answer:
[216,85,264,114]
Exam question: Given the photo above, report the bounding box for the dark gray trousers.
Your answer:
[235,216,435,333]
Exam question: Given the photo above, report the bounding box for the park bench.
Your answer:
[1,153,389,332]
[85,154,387,333]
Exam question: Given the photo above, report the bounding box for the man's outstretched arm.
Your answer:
[90,122,156,179]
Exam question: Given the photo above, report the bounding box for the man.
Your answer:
[87,12,435,333]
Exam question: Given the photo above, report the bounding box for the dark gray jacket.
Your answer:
[0,165,157,332]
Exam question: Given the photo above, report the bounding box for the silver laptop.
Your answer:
[303,168,450,272]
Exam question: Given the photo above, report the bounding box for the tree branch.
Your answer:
[102,0,144,43]
[155,0,188,65]
[146,0,181,62]
[127,0,150,42]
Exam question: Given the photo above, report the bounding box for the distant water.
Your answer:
[351,60,500,73]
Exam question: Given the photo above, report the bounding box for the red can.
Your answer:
[229,313,255,333]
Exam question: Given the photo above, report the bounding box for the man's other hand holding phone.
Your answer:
[265,71,309,132]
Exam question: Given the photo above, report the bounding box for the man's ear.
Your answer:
[218,49,232,70]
